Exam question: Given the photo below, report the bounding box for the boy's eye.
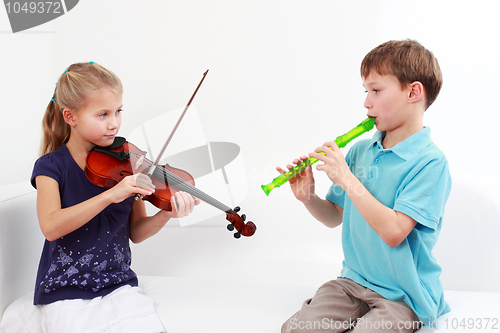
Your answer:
[98,112,107,118]
[116,109,123,114]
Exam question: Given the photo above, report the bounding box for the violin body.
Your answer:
[85,139,193,211]
[85,137,256,238]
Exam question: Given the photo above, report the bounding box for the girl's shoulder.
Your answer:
[31,145,72,188]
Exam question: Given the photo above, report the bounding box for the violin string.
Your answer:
[152,167,232,213]
[129,152,233,213]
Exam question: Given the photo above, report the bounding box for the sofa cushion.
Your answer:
[2,276,499,332]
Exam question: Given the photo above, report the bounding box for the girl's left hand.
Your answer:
[309,141,351,188]
[168,191,201,218]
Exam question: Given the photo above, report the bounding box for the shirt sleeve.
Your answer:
[393,157,452,231]
[325,183,345,207]
[31,153,64,189]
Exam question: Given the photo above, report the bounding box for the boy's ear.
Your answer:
[62,108,77,127]
[408,81,424,104]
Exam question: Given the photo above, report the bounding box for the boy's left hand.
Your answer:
[309,141,351,188]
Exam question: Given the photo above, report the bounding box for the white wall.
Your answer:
[1,1,499,290]
[3,0,499,187]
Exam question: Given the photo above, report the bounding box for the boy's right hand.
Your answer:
[107,174,155,204]
[276,156,315,202]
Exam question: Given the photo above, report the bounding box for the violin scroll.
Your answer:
[226,206,256,238]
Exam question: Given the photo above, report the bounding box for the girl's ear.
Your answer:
[408,81,424,104]
[62,108,77,127]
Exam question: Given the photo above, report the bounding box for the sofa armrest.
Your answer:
[0,182,44,319]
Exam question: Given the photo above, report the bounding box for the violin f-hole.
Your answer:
[120,170,133,177]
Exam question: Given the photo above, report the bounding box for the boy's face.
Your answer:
[362,71,411,132]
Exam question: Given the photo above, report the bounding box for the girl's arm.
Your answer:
[35,174,155,241]
[129,191,199,244]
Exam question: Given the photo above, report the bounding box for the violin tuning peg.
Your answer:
[241,214,246,222]
[227,223,235,231]
[233,232,241,239]
[234,206,241,213]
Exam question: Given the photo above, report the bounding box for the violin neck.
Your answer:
[154,168,232,214]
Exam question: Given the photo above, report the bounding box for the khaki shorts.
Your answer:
[282,278,422,333]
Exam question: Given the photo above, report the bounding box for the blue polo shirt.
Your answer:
[325,127,451,325]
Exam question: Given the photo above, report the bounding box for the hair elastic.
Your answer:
[51,63,94,104]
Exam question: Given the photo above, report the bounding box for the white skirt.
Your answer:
[0,285,165,333]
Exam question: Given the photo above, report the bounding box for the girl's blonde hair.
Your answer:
[40,62,123,156]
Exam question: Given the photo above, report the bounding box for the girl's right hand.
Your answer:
[107,174,155,203]
[276,156,315,202]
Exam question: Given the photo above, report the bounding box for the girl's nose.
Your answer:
[108,115,119,129]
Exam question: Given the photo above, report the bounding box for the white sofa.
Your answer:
[1,174,499,332]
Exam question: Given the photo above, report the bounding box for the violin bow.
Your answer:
[134,69,209,200]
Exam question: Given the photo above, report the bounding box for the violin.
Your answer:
[85,137,256,238]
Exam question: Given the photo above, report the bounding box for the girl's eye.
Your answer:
[98,112,107,118]
[116,109,123,115]
[373,89,380,93]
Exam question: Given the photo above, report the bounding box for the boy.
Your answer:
[280,40,451,332]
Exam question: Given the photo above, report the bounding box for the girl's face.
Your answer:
[69,89,123,148]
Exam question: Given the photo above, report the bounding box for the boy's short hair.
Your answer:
[361,39,442,109]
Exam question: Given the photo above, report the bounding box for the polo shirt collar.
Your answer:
[368,127,433,160]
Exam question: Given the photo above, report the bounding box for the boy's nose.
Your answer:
[363,96,371,109]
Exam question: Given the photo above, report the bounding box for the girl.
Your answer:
[30,62,199,333]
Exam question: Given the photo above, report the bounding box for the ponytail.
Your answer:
[39,98,70,156]
[39,62,122,156]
